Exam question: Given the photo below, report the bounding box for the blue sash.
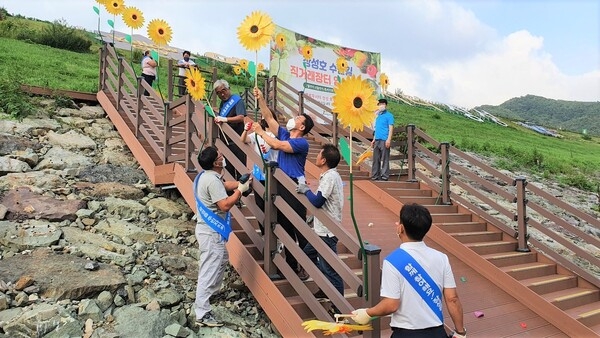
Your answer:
[385,248,443,322]
[219,94,241,117]
[193,172,232,241]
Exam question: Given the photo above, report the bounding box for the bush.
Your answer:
[0,18,38,41]
[36,19,91,53]
[0,78,35,120]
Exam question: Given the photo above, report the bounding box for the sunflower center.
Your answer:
[158,28,164,35]
[190,80,195,87]
[250,25,258,34]
[353,97,363,109]
[112,3,118,8]
[132,14,137,20]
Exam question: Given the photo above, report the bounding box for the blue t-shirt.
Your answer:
[277,126,308,179]
[374,110,394,140]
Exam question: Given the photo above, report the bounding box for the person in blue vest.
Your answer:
[213,79,247,179]
[193,146,252,327]
[253,87,315,281]
[351,204,466,338]
[371,98,394,181]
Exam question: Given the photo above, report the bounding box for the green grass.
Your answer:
[1,34,598,191]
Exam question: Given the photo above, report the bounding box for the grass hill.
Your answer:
[0,10,599,193]
[477,95,600,136]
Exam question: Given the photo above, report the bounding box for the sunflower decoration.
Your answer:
[275,33,286,50]
[147,19,172,46]
[332,75,378,132]
[379,73,390,92]
[95,0,108,5]
[122,6,144,29]
[336,57,349,75]
[184,67,206,102]
[239,59,249,71]
[104,0,125,16]
[232,65,242,75]
[301,45,313,61]
[302,320,372,335]
[237,11,275,51]
[356,149,373,165]
[257,63,265,72]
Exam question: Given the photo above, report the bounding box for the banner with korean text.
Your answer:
[269,25,381,109]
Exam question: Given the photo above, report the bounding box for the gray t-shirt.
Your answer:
[313,168,343,237]
[195,170,228,235]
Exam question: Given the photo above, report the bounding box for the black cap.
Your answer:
[378,98,388,105]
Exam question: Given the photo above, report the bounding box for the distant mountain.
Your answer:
[476,95,600,136]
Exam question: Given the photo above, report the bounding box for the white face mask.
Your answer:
[286,118,296,131]
[377,104,385,112]
[222,158,227,168]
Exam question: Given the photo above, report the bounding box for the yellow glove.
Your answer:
[350,308,371,325]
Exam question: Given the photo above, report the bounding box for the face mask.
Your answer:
[183,57,190,62]
[222,158,227,168]
[377,104,385,112]
[286,118,296,131]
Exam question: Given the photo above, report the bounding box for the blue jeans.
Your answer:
[303,236,344,295]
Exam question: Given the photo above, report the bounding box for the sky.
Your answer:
[3,0,599,108]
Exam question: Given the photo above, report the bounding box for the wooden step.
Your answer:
[383,188,432,197]
[500,262,557,280]
[464,240,517,255]
[436,221,487,233]
[542,288,600,310]
[482,251,537,267]
[430,213,472,223]
[422,204,458,214]
[565,301,600,326]
[396,196,442,205]
[450,231,503,243]
[371,181,421,189]
[244,244,262,260]
[521,274,578,294]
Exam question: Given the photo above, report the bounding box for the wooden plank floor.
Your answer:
[304,177,566,337]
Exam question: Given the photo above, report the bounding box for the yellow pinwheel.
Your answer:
[302,319,372,335]
[104,0,124,15]
[185,67,206,102]
[147,19,172,46]
[237,11,274,51]
[380,73,389,92]
[332,75,378,132]
[122,6,144,29]
[239,59,249,71]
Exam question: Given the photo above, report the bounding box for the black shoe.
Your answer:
[380,177,388,181]
[313,289,328,301]
[296,267,309,281]
[370,177,380,181]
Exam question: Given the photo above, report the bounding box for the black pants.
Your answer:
[178,76,186,96]
[277,180,307,272]
[142,73,155,96]
[390,325,446,338]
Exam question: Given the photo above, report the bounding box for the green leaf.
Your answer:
[205,104,216,118]
[124,35,132,43]
[93,6,100,15]
[107,19,114,28]
[248,61,256,77]
[150,50,159,61]
[338,137,351,166]
[337,75,342,84]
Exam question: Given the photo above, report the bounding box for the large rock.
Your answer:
[147,197,190,219]
[78,164,148,184]
[62,227,134,267]
[74,181,145,200]
[156,218,195,239]
[0,220,62,251]
[0,171,66,191]
[34,147,93,170]
[100,147,138,166]
[0,187,86,221]
[113,305,173,338]
[0,134,40,156]
[0,248,125,301]
[0,157,30,174]
[46,130,96,150]
[95,218,155,244]
[83,121,119,140]
[100,197,146,220]
[57,106,105,119]
[12,117,61,136]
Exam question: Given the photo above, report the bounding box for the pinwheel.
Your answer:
[302,314,372,335]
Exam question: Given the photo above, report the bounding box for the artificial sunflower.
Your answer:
[237,11,274,51]
[379,73,389,91]
[185,67,206,102]
[336,57,348,74]
[301,45,313,61]
[302,320,372,335]
[239,59,249,71]
[147,19,172,46]
[104,0,125,15]
[332,75,378,132]
[275,33,286,49]
[257,63,265,72]
[122,6,144,29]
[232,65,242,75]
[95,0,108,5]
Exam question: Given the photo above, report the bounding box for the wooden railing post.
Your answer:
[406,124,417,182]
[116,57,124,112]
[515,176,530,252]
[185,95,193,171]
[440,142,451,205]
[167,59,174,102]
[135,76,143,138]
[298,91,304,115]
[98,43,106,91]
[263,163,279,277]
[163,101,172,164]
[363,244,381,338]
[332,112,339,148]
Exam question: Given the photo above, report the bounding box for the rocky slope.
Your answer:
[0,99,280,338]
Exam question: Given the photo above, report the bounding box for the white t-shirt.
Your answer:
[381,241,457,329]
[248,131,278,162]
[313,168,343,237]
[142,56,157,76]
[177,59,196,76]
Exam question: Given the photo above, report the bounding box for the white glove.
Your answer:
[237,178,252,194]
[215,116,228,123]
[350,308,371,325]
[449,329,467,338]
[295,183,310,194]
[244,121,253,131]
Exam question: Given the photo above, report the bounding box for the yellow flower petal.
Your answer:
[379,73,389,91]
[239,59,249,71]
[332,75,378,132]
[232,65,242,75]
[122,7,144,30]
[237,11,274,51]
[301,45,313,61]
[147,19,172,46]
[275,33,286,49]
[185,67,206,101]
[336,57,348,75]
[104,0,124,15]
[257,63,265,72]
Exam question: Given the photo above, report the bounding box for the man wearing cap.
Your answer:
[371,98,394,181]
